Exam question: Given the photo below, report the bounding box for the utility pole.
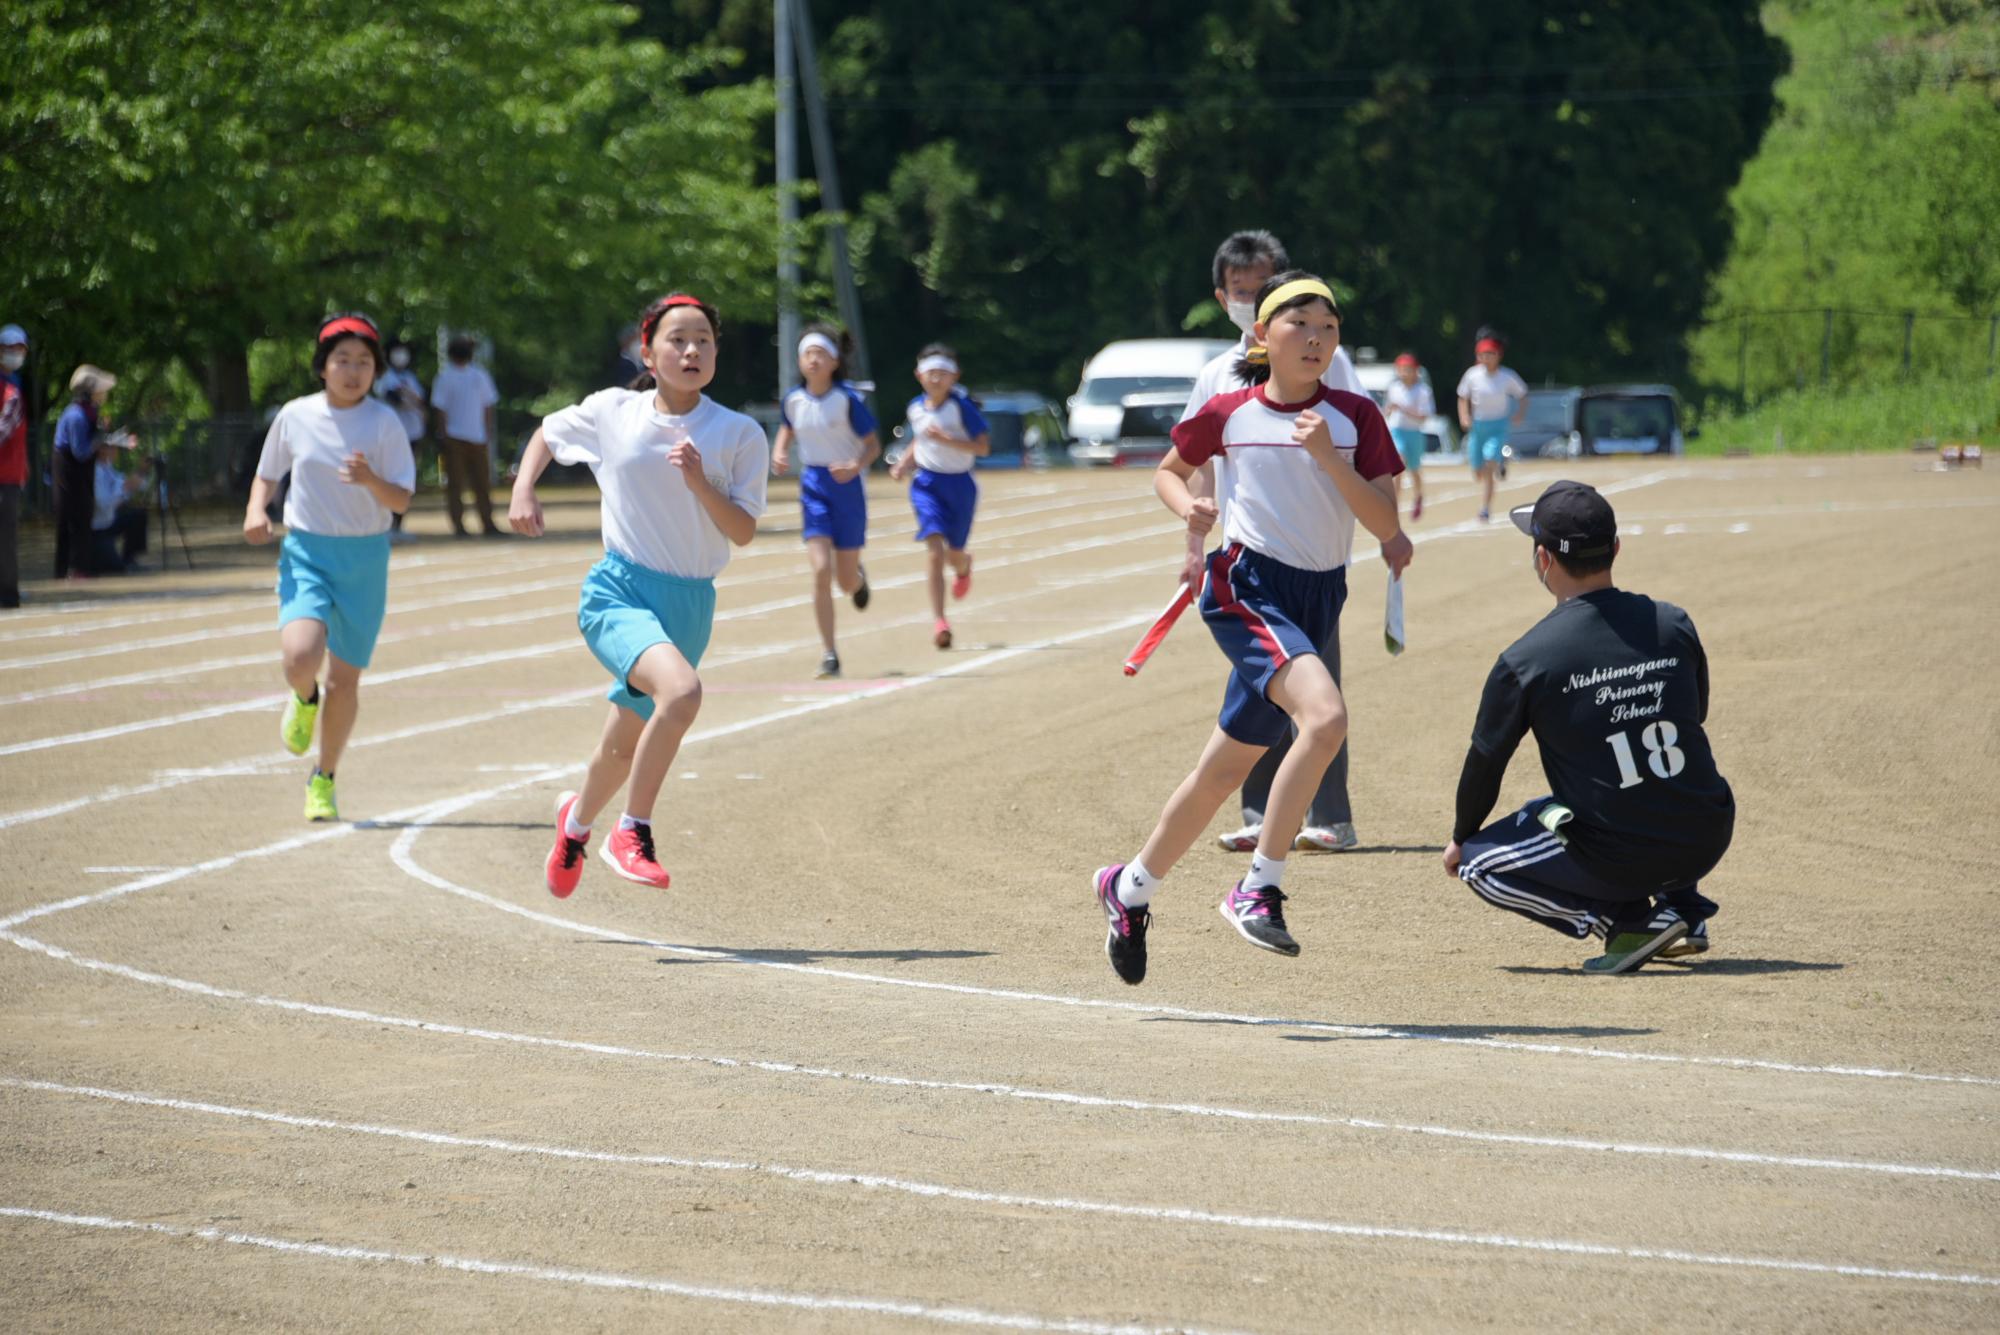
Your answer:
[789,0,873,398]
[775,0,800,404]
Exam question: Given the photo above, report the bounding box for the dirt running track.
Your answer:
[1,455,1995,1332]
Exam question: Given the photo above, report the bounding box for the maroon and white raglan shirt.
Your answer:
[1169,384,1401,572]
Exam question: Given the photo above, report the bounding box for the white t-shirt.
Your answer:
[541,389,769,580]
[904,390,990,475]
[255,394,417,537]
[431,362,499,442]
[779,382,876,467]
[1171,384,1402,572]
[1384,379,1437,430]
[1456,364,1528,422]
[373,367,427,444]
[1180,337,1362,427]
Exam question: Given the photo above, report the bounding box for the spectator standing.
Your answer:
[429,336,501,537]
[0,323,27,607]
[53,365,118,579]
[374,337,428,545]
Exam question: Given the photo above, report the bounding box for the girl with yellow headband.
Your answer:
[1090,271,1408,984]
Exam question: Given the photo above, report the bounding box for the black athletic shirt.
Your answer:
[1453,587,1734,888]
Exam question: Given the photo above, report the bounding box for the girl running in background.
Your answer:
[1456,327,1527,522]
[1091,273,1405,985]
[510,293,768,897]
[1384,352,1435,521]
[770,323,879,679]
[888,343,987,649]
[243,312,416,823]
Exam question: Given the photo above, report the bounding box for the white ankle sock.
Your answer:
[1116,861,1161,908]
[564,810,592,840]
[617,813,649,832]
[1247,852,1286,892]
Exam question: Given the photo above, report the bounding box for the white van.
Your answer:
[1350,354,1461,460]
[1066,338,1234,444]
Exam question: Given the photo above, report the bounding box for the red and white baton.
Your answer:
[1122,581,1194,677]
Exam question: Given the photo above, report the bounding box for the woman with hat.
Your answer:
[52,364,120,578]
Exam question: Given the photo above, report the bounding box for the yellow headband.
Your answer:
[1256,278,1338,327]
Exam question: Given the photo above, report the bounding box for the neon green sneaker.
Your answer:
[1582,908,1687,975]
[303,771,339,822]
[281,691,319,756]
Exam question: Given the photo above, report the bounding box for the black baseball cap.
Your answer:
[1509,480,1617,558]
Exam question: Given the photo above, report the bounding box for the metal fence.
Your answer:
[1695,306,1999,407]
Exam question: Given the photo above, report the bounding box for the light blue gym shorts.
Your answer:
[577,550,716,720]
[276,529,392,669]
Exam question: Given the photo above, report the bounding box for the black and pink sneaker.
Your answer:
[1219,881,1300,956]
[1092,864,1150,986]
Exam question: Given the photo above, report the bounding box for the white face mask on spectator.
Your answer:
[388,348,412,369]
[0,352,23,372]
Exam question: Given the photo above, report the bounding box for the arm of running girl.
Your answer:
[829,431,879,483]
[508,427,554,537]
[1371,474,1413,576]
[339,453,413,514]
[1179,462,1215,594]
[1156,447,1219,541]
[243,475,279,545]
[1291,410,1400,541]
[671,440,758,546]
[770,424,793,476]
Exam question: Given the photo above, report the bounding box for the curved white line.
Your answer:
[0,1207,1241,1332]
[5,1080,1996,1288]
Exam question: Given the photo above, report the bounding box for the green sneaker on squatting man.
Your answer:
[1582,907,1686,975]
[281,688,319,756]
[303,770,338,822]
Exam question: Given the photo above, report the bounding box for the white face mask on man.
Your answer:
[0,352,23,373]
[388,348,412,369]
[1226,301,1258,336]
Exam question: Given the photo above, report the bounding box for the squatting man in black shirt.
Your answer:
[1443,480,1735,975]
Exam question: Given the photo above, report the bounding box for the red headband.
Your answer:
[642,293,710,343]
[1394,353,1418,367]
[318,316,380,344]
[1475,338,1503,354]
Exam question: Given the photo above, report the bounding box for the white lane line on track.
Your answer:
[383,812,2000,1174]
[6,1080,1995,1289]
[0,1206,1239,1333]
[0,508,1179,756]
[0,487,1126,669]
[0,547,1178,832]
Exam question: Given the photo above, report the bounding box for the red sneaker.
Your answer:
[932,618,953,650]
[951,556,972,601]
[598,821,671,888]
[545,790,589,899]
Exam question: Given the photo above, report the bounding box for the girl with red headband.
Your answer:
[509,293,769,896]
[244,312,417,823]
[1456,327,1528,522]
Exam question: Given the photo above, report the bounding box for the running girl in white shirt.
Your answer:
[1091,273,1405,985]
[1455,327,1528,522]
[888,344,988,649]
[1383,352,1436,521]
[509,293,769,896]
[770,323,879,679]
[243,312,417,822]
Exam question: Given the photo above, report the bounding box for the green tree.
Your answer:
[2,0,772,423]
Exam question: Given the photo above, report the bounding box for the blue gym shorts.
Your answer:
[800,464,867,549]
[1200,542,1347,748]
[911,468,977,550]
[1466,417,1509,472]
[276,529,392,669]
[1390,427,1428,472]
[577,550,716,720]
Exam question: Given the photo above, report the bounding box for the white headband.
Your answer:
[798,333,840,360]
[917,355,958,375]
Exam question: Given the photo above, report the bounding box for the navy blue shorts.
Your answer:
[1201,543,1347,748]
[800,465,867,549]
[911,468,977,549]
